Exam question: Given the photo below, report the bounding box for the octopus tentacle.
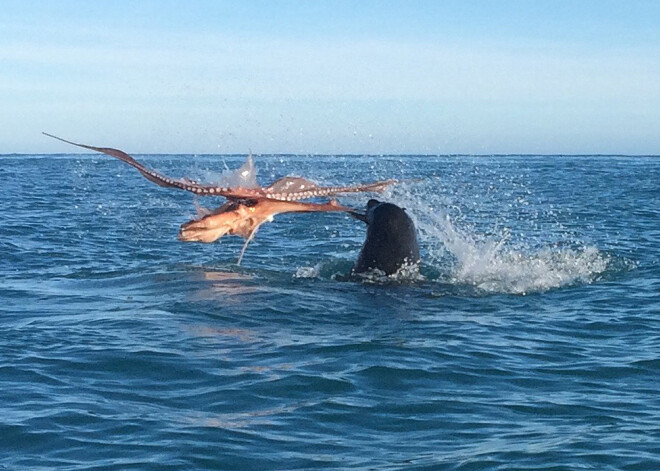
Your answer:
[262,180,397,201]
[237,224,262,266]
[43,133,396,200]
[43,133,236,195]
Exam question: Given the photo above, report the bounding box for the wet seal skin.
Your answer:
[352,199,420,276]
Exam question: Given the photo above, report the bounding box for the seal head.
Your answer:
[352,199,420,275]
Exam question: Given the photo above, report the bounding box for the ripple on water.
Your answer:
[1,154,659,470]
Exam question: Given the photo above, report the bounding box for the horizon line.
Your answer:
[2,152,659,158]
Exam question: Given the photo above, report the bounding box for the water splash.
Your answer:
[349,263,425,284]
[294,264,323,279]
[390,183,610,295]
[200,154,259,188]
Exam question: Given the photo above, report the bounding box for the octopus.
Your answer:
[44,133,395,263]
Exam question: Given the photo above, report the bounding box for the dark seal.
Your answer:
[352,199,420,275]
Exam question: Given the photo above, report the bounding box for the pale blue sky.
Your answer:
[2,0,659,154]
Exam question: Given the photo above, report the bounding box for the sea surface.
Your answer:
[1,152,658,470]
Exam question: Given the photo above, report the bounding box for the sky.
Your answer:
[1,0,659,154]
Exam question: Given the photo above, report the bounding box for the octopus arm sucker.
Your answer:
[43,133,398,201]
[43,133,231,195]
[261,180,396,201]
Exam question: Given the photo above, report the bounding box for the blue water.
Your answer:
[1,153,659,470]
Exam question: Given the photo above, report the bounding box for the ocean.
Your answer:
[1,153,658,470]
